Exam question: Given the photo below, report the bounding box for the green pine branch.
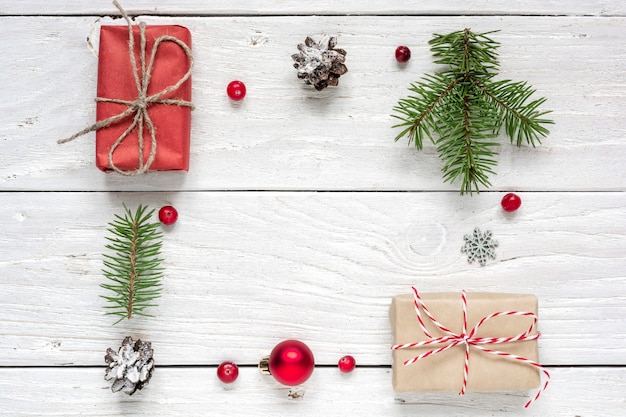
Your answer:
[392,28,554,194]
[101,205,164,324]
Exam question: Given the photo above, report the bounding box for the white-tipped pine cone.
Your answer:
[104,336,154,395]
[292,36,348,90]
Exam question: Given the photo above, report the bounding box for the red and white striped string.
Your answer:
[391,287,550,408]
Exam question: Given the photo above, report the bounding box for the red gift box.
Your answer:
[95,23,192,173]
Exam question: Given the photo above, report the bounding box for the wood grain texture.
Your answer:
[1,3,626,417]
[1,1,625,16]
[1,192,624,366]
[1,367,624,416]
[1,16,625,191]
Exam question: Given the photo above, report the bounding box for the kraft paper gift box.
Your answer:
[95,24,192,172]
[390,291,541,393]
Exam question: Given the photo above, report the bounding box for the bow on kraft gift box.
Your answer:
[390,287,550,408]
[58,1,193,175]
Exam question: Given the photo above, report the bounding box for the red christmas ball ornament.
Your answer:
[259,340,315,386]
[227,80,246,101]
[217,361,239,384]
[501,193,522,212]
[395,45,411,63]
[158,205,178,225]
[338,355,356,373]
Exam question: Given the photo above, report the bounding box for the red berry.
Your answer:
[501,193,522,212]
[217,361,239,384]
[158,205,178,225]
[338,355,356,373]
[395,45,411,63]
[227,80,246,101]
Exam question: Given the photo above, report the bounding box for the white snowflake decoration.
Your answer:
[461,228,498,266]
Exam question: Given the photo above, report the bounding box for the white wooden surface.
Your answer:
[2,1,625,16]
[1,1,625,416]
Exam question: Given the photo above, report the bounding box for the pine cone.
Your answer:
[104,336,154,395]
[292,36,348,91]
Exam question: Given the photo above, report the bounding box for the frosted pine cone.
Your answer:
[292,36,348,90]
[104,336,154,395]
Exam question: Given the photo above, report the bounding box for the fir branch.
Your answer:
[392,28,554,194]
[430,29,500,75]
[101,205,164,324]
[435,85,500,193]
[392,72,459,150]
[473,78,552,147]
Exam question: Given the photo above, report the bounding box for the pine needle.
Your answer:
[392,28,554,194]
[101,205,164,324]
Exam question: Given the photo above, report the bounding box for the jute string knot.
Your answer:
[58,0,194,176]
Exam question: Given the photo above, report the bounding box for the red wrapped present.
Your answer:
[59,1,193,175]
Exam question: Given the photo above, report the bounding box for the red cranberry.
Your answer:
[501,193,522,212]
[395,46,411,63]
[158,205,178,225]
[217,361,239,384]
[338,355,356,373]
[227,80,246,101]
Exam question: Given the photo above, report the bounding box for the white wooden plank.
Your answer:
[1,191,624,366]
[0,367,624,416]
[1,1,625,16]
[1,16,625,191]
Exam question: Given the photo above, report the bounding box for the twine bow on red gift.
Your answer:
[391,287,550,408]
[58,0,194,175]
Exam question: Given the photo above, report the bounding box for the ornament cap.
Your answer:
[259,355,271,375]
